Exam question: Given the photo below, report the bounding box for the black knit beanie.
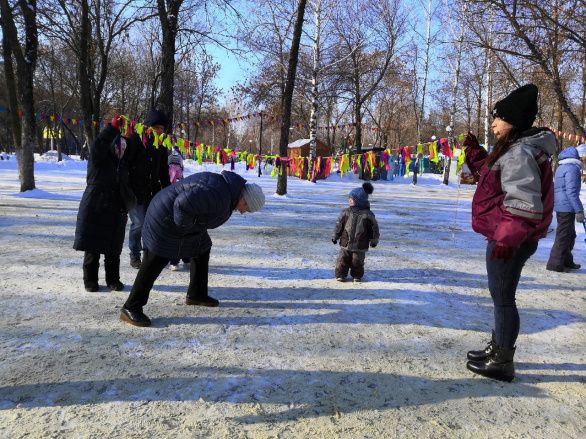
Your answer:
[145,109,170,128]
[491,84,538,131]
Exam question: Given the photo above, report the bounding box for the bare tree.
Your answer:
[333,0,406,154]
[442,0,468,185]
[0,0,39,191]
[276,0,307,195]
[308,0,323,160]
[181,51,220,143]
[417,0,433,144]
[156,0,241,127]
[157,0,182,122]
[39,0,152,143]
[0,12,21,150]
[375,71,415,148]
[467,0,585,137]
[236,0,298,108]
[37,42,81,159]
[410,0,433,184]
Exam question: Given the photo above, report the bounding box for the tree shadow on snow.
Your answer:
[1,365,582,420]
[0,217,76,229]
[13,189,80,202]
[0,203,79,213]
[6,232,75,242]
[516,362,586,372]
[152,287,583,335]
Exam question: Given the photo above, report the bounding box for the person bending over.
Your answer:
[119,170,265,327]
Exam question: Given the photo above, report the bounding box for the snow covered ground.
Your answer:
[0,153,584,438]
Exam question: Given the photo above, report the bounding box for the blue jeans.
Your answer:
[128,204,147,258]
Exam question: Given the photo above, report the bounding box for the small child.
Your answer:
[332,182,380,282]
[168,147,189,270]
[168,147,184,184]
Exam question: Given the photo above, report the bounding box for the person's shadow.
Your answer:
[202,266,577,291]
[153,285,582,334]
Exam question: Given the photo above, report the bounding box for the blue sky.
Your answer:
[206,0,446,106]
[208,45,250,93]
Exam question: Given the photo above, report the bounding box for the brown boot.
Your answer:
[120,307,151,327]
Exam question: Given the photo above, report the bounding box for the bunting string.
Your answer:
[18,107,586,146]
[26,110,386,134]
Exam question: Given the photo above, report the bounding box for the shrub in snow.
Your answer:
[38,150,73,162]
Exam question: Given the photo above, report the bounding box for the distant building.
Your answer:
[287,138,330,179]
[287,138,330,159]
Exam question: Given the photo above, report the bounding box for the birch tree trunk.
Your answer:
[581,44,586,127]
[443,1,467,185]
[483,11,494,151]
[308,0,322,182]
[414,0,432,185]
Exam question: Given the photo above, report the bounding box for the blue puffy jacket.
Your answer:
[142,170,246,259]
[553,147,584,213]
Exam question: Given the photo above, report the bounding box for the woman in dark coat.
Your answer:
[464,84,555,382]
[120,170,266,327]
[73,118,136,292]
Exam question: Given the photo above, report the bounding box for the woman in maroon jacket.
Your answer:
[463,84,555,382]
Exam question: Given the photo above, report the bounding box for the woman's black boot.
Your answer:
[467,331,496,361]
[466,346,516,382]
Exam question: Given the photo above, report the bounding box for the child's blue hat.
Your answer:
[349,182,374,208]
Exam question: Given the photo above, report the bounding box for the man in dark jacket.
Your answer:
[119,170,266,327]
[125,109,171,269]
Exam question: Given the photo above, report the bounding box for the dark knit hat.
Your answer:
[491,84,538,131]
[145,109,170,128]
[349,182,374,208]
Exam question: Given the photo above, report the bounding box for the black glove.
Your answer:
[332,239,337,244]
[370,242,377,248]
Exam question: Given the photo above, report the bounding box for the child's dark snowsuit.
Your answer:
[332,183,379,280]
